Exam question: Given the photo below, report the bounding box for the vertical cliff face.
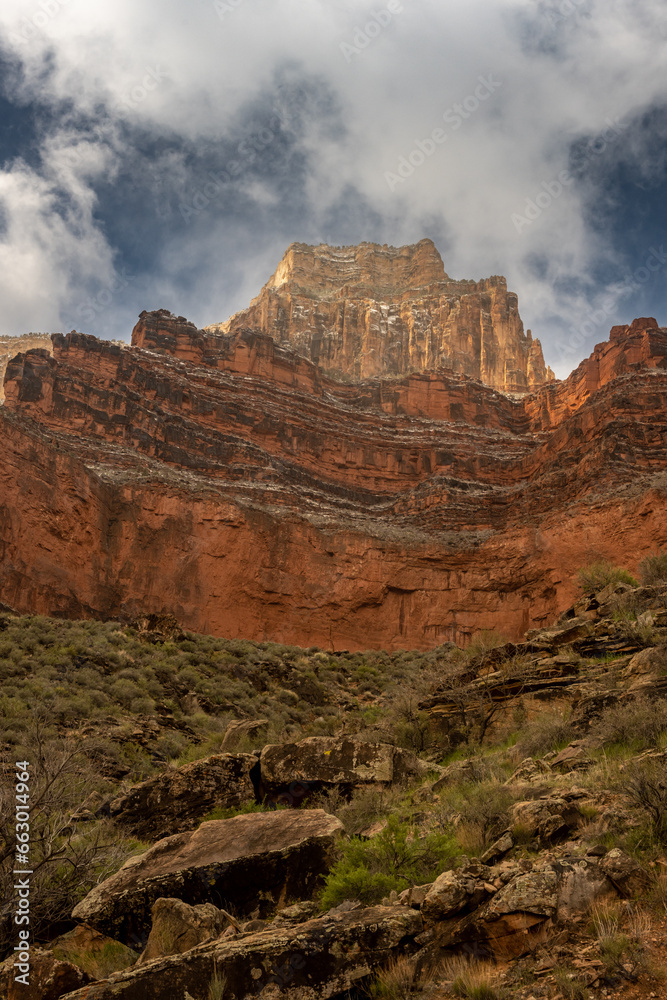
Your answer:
[0,308,665,650]
[206,239,554,393]
[0,334,53,401]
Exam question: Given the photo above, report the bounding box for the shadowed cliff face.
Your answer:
[0,334,53,401]
[0,301,665,649]
[204,240,555,393]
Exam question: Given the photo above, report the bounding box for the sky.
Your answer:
[0,0,665,378]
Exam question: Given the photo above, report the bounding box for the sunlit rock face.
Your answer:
[0,304,664,650]
[205,239,555,393]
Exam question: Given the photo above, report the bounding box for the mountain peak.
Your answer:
[207,239,553,392]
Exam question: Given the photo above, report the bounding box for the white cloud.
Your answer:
[0,135,118,335]
[0,0,665,372]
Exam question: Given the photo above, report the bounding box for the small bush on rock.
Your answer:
[367,956,417,999]
[515,710,575,758]
[577,561,638,594]
[639,549,667,585]
[624,757,667,844]
[553,966,590,1000]
[592,698,667,753]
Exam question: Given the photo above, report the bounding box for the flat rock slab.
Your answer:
[109,752,257,839]
[59,905,422,1000]
[72,809,343,948]
[260,736,436,791]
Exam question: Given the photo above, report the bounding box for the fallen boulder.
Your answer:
[600,847,652,896]
[484,869,558,920]
[138,898,230,964]
[259,736,437,799]
[421,870,475,923]
[72,809,343,947]
[480,831,514,865]
[221,718,269,750]
[510,795,583,845]
[548,741,594,772]
[50,924,138,980]
[59,906,422,1000]
[554,859,617,921]
[0,948,90,1000]
[109,753,257,839]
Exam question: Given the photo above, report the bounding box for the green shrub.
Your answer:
[367,956,417,1000]
[319,816,460,910]
[466,630,507,660]
[208,971,226,1000]
[639,549,667,586]
[577,561,638,594]
[0,731,136,956]
[516,710,575,758]
[446,780,519,853]
[592,698,667,753]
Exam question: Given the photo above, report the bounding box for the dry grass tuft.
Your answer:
[441,955,504,999]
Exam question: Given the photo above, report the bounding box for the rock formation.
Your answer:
[108,753,258,840]
[0,297,664,648]
[206,239,554,392]
[72,810,343,946]
[0,333,53,401]
[59,906,423,1000]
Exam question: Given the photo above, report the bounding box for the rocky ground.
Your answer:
[0,566,666,999]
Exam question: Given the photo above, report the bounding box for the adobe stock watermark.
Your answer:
[213,0,248,18]
[77,267,135,326]
[511,116,627,234]
[543,0,588,30]
[8,0,71,45]
[58,65,168,174]
[13,762,32,988]
[554,245,667,364]
[385,75,501,191]
[340,1,404,63]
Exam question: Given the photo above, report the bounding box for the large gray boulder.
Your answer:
[259,736,437,797]
[421,870,473,923]
[137,898,231,965]
[72,810,343,947]
[109,753,257,840]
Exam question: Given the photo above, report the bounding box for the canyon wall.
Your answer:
[0,303,664,649]
[206,240,554,393]
[0,334,53,400]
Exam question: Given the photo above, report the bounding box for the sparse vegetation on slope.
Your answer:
[1,572,667,997]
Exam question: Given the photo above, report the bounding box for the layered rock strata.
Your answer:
[206,239,555,392]
[0,305,665,649]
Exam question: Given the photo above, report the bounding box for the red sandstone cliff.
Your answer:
[0,333,53,400]
[0,302,664,649]
[205,240,555,393]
